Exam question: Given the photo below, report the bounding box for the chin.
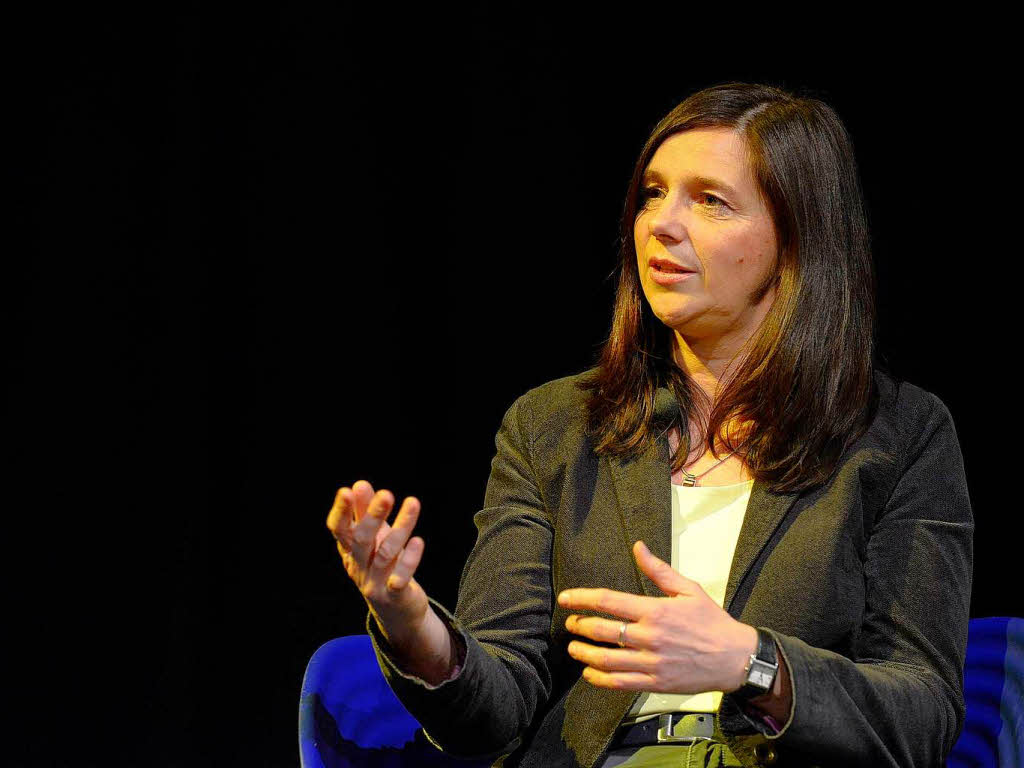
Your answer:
[647,299,696,329]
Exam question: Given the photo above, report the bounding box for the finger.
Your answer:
[351,479,376,523]
[564,614,654,648]
[567,639,659,673]
[326,487,356,549]
[557,587,652,621]
[369,497,421,575]
[633,541,695,597]
[373,519,393,550]
[581,667,657,691]
[385,536,425,593]
[370,513,396,565]
[350,489,394,567]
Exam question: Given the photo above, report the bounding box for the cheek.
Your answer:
[724,233,775,283]
[751,223,780,272]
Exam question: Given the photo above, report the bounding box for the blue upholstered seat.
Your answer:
[947,616,1022,767]
[298,634,490,767]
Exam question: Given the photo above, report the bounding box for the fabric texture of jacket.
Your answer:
[365,368,974,768]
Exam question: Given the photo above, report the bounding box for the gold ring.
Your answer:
[618,622,628,648]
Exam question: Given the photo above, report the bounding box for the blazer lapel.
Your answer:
[723,482,799,612]
[608,437,672,598]
[606,385,801,607]
[607,387,677,598]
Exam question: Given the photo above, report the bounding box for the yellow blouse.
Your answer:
[623,478,754,723]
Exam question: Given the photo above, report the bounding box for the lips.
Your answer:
[648,257,694,274]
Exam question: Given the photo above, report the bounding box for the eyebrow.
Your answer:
[640,169,741,200]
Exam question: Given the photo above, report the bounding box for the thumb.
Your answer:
[633,541,694,597]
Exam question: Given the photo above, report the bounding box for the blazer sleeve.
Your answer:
[365,392,555,760]
[719,388,974,767]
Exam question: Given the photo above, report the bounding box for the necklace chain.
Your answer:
[679,450,736,487]
[672,422,748,487]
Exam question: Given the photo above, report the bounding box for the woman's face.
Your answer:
[634,128,779,354]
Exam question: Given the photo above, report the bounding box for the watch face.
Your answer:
[748,658,777,689]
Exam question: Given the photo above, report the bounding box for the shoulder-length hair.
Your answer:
[580,82,879,494]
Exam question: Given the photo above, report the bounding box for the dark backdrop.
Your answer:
[11,9,1018,767]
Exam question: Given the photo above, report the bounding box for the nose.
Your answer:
[645,191,688,243]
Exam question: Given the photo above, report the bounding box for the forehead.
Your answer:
[642,128,755,194]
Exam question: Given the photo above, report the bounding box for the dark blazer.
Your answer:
[366,368,973,768]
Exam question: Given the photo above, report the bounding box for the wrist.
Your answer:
[378,607,455,684]
[739,635,791,729]
[730,626,779,701]
[728,623,760,692]
[743,650,789,724]
[375,604,435,653]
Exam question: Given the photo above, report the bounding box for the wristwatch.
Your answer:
[732,627,779,701]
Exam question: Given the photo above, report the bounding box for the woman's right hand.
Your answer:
[326,480,430,652]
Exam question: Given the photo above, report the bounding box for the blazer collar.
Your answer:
[607,386,800,613]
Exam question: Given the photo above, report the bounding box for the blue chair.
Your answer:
[948,617,1023,767]
[301,619,1023,767]
[298,634,491,767]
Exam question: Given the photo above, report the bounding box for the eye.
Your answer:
[638,186,663,207]
[698,193,729,210]
[638,187,729,212]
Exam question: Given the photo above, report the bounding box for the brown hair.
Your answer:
[580,82,878,494]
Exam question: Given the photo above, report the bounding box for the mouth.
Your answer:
[648,257,695,275]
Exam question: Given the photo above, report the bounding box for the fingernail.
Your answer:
[558,591,569,606]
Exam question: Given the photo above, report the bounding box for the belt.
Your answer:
[610,712,715,748]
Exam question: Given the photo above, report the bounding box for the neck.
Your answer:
[671,332,756,455]
[671,332,746,401]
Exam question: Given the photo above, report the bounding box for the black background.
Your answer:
[11,9,1019,767]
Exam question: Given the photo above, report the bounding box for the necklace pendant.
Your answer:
[681,471,697,487]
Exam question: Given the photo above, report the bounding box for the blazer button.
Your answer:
[753,743,778,765]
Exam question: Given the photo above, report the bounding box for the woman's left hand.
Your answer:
[558,540,758,695]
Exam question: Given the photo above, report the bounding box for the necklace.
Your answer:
[679,451,736,487]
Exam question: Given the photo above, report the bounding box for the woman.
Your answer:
[326,82,973,767]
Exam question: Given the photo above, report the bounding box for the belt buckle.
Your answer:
[655,713,714,744]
